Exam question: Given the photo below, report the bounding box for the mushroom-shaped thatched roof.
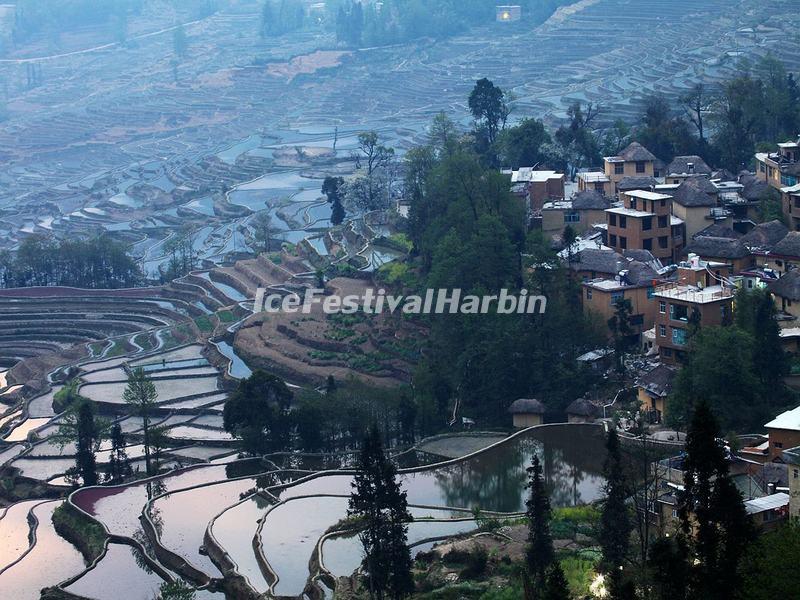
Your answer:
[566,397,598,417]
[509,398,545,415]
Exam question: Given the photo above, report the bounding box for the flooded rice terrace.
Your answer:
[0,424,605,599]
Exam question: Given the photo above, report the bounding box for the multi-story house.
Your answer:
[604,142,660,193]
[755,136,800,191]
[653,273,734,363]
[781,182,800,231]
[541,190,611,237]
[503,167,565,213]
[577,171,614,197]
[670,177,723,241]
[606,190,674,261]
[664,155,712,184]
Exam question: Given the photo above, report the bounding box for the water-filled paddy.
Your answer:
[81,376,220,405]
[0,501,86,600]
[3,418,53,442]
[0,500,40,571]
[64,542,165,600]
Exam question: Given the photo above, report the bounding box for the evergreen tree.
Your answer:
[678,401,754,599]
[123,367,158,476]
[599,429,632,598]
[223,370,293,454]
[542,563,570,600]
[348,426,414,600]
[525,454,555,587]
[326,374,337,396]
[105,422,132,484]
[647,536,689,600]
[608,298,634,373]
[74,401,99,486]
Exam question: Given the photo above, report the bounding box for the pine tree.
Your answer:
[678,400,755,599]
[542,563,570,600]
[105,423,131,484]
[525,454,555,588]
[599,429,632,598]
[123,367,158,476]
[75,401,99,486]
[349,426,414,600]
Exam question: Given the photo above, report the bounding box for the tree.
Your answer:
[322,176,346,225]
[346,132,395,211]
[55,398,105,487]
[599,429,632,598]
[348,426,414,600]
[739,520,800,600]
[554,102,601,177]
[680,83,710,144]
[172,24,187,58]
[123,367,159,476]
[734,287,789,386]
[667,327,761,431]
[608,298,634,373]
[223,370,292,454]
[252,211,278,253]
[647,536,690,600]
[157,579,196,600]
[326,374,337,396]
[677,401,754,599]
[105,423,132,484]
[497,118,551,168]
[74,401,100,486]
[542,563,570,600]
[468,78,509,147]
[525,454,555,587]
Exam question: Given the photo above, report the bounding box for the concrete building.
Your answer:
[541,190,610,237]
[783,446,800,519]
[683,236,753,274]
[764,405,800,461]
[755,137,800,191]
[665,155,712,184]
[670,177,723,241]
[604,142,660,193]
[577,171,613,196]
[781,183,800,232]
[636,363,677,424]
[606,190,674,261]
[653,281,734,363]
[503,168,565,213]
[581,259,661,337]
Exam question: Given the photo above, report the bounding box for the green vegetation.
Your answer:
[668,288,791,431]
[0,235,141,289]
[223,370,293,454]
[53,378,89,413]
[217,310,236,323]
[740,521,800,600]
[194,315,214,333]
[52,503,107,563]
[123,368,158,476]
[348,426,414,600]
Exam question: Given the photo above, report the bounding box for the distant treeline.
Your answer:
[0,235,142,289]
[10,0,143,44]
[332,0,574,46]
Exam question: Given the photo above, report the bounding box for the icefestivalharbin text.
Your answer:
[254,288,547,315]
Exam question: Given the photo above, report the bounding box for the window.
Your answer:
[671,509,678,518]
[659,324,667,337]
[620,236,627,249]
[659,301,666,313]
[586,289,593,300]
[759,162,766,173]
[615,163,624,175]
[659,235,669,248]
[565,212,580,223]
[636,161,646,173]
[619,216,627,229]
[611,292,623,306]
[643,238,653,251]
[630,198,637,210]
[776,260,784,267]
[595,182,605,192]
[658,215,668,228]
[661,199,666,207]
[670,304,688,321]
[609,213,617,226]
[609,234,617,246]
[663,347,673,357]
[642,217,652,231]
[672,327,687,346]
[774,441,784,449]
[647,287,655,299]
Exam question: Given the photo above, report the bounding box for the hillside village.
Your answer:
[504,134,800,528]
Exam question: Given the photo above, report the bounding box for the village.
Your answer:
[499,135,800,532]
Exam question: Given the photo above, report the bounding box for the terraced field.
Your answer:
[0,422,606,599]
